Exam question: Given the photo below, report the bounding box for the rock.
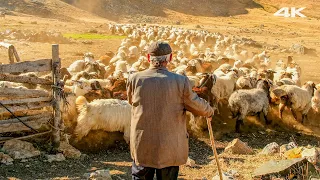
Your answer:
[175,21,181,25]
[290,44,305,54]
[46,153,66,163]
[3,139,40,159]
[185,157,196,167]
[20,159,28,163]
[0,152,14,165]
[301,147,318,164]
[289,44,317,55]
[82,40,93,44]
[212,170,237,180]
[283,147,303,159]
[224,139,253,154]
[58,141,81,159]
[195,25,201,28]
[260,142,280,155]
[280,142,297,157]
[253,158,310,178]
[84,169,112,180]
[31,21,37,24]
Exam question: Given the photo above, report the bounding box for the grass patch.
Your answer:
[63,33,126,40]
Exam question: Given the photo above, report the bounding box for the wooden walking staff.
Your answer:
[207,116,223,180]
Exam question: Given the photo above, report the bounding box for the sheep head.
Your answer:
[84,62,106,79]
[257,79,272,95]
[90,81,102,90]
[303,81,316,96]
[198,73,217,91]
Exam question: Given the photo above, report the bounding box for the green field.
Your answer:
[63,33,126,40]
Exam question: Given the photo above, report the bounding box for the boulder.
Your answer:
[224,139,253,154]
[0,152,14,165]
[253,158,308,178]
[260,142,280,155]
[3,139,40,159]
[58,141,81,159]
[301,147,318,164]
[46,153,66,163]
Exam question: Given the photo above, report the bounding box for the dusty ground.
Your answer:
[0,133,319,180]
[0,0,320,179]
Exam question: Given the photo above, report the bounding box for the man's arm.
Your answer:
[183,77,214,117]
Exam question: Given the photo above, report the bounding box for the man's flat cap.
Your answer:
[148,42,172,56]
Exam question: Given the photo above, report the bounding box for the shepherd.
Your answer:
[127,41,214,180]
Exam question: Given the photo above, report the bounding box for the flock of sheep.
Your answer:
[1,23,319,144]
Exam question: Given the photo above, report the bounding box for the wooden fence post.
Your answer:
[8,45,14,64]
[51,44,61,150]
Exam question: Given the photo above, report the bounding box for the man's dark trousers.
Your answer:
[132,162,179,180]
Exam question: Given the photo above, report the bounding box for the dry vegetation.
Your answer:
[0,0,319,179]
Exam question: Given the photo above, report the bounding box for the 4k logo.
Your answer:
[274,7,307,18]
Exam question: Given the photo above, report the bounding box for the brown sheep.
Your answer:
[83,82,113,102]
[99,51,115,66]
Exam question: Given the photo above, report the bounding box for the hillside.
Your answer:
[0,0,107,22]
[61,0,262,22]
[1,0,319,23]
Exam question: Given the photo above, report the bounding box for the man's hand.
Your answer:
[207,108,215,122]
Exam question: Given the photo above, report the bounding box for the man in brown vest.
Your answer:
[127,42,214,180]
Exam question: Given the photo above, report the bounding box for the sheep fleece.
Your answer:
[75,99,131,142]
[228,89,269,120]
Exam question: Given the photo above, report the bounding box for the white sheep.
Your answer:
[211,71,238,109]
[64,79,92,97]
[272,81,316,123]
[228,79,272,132]
[115,60,129,73]
[213,64,233,77]
[275,59,286,71]
[236,76,257,89]
[74,96,131,143]
[61,93,78,130]
[67,53,95,74]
